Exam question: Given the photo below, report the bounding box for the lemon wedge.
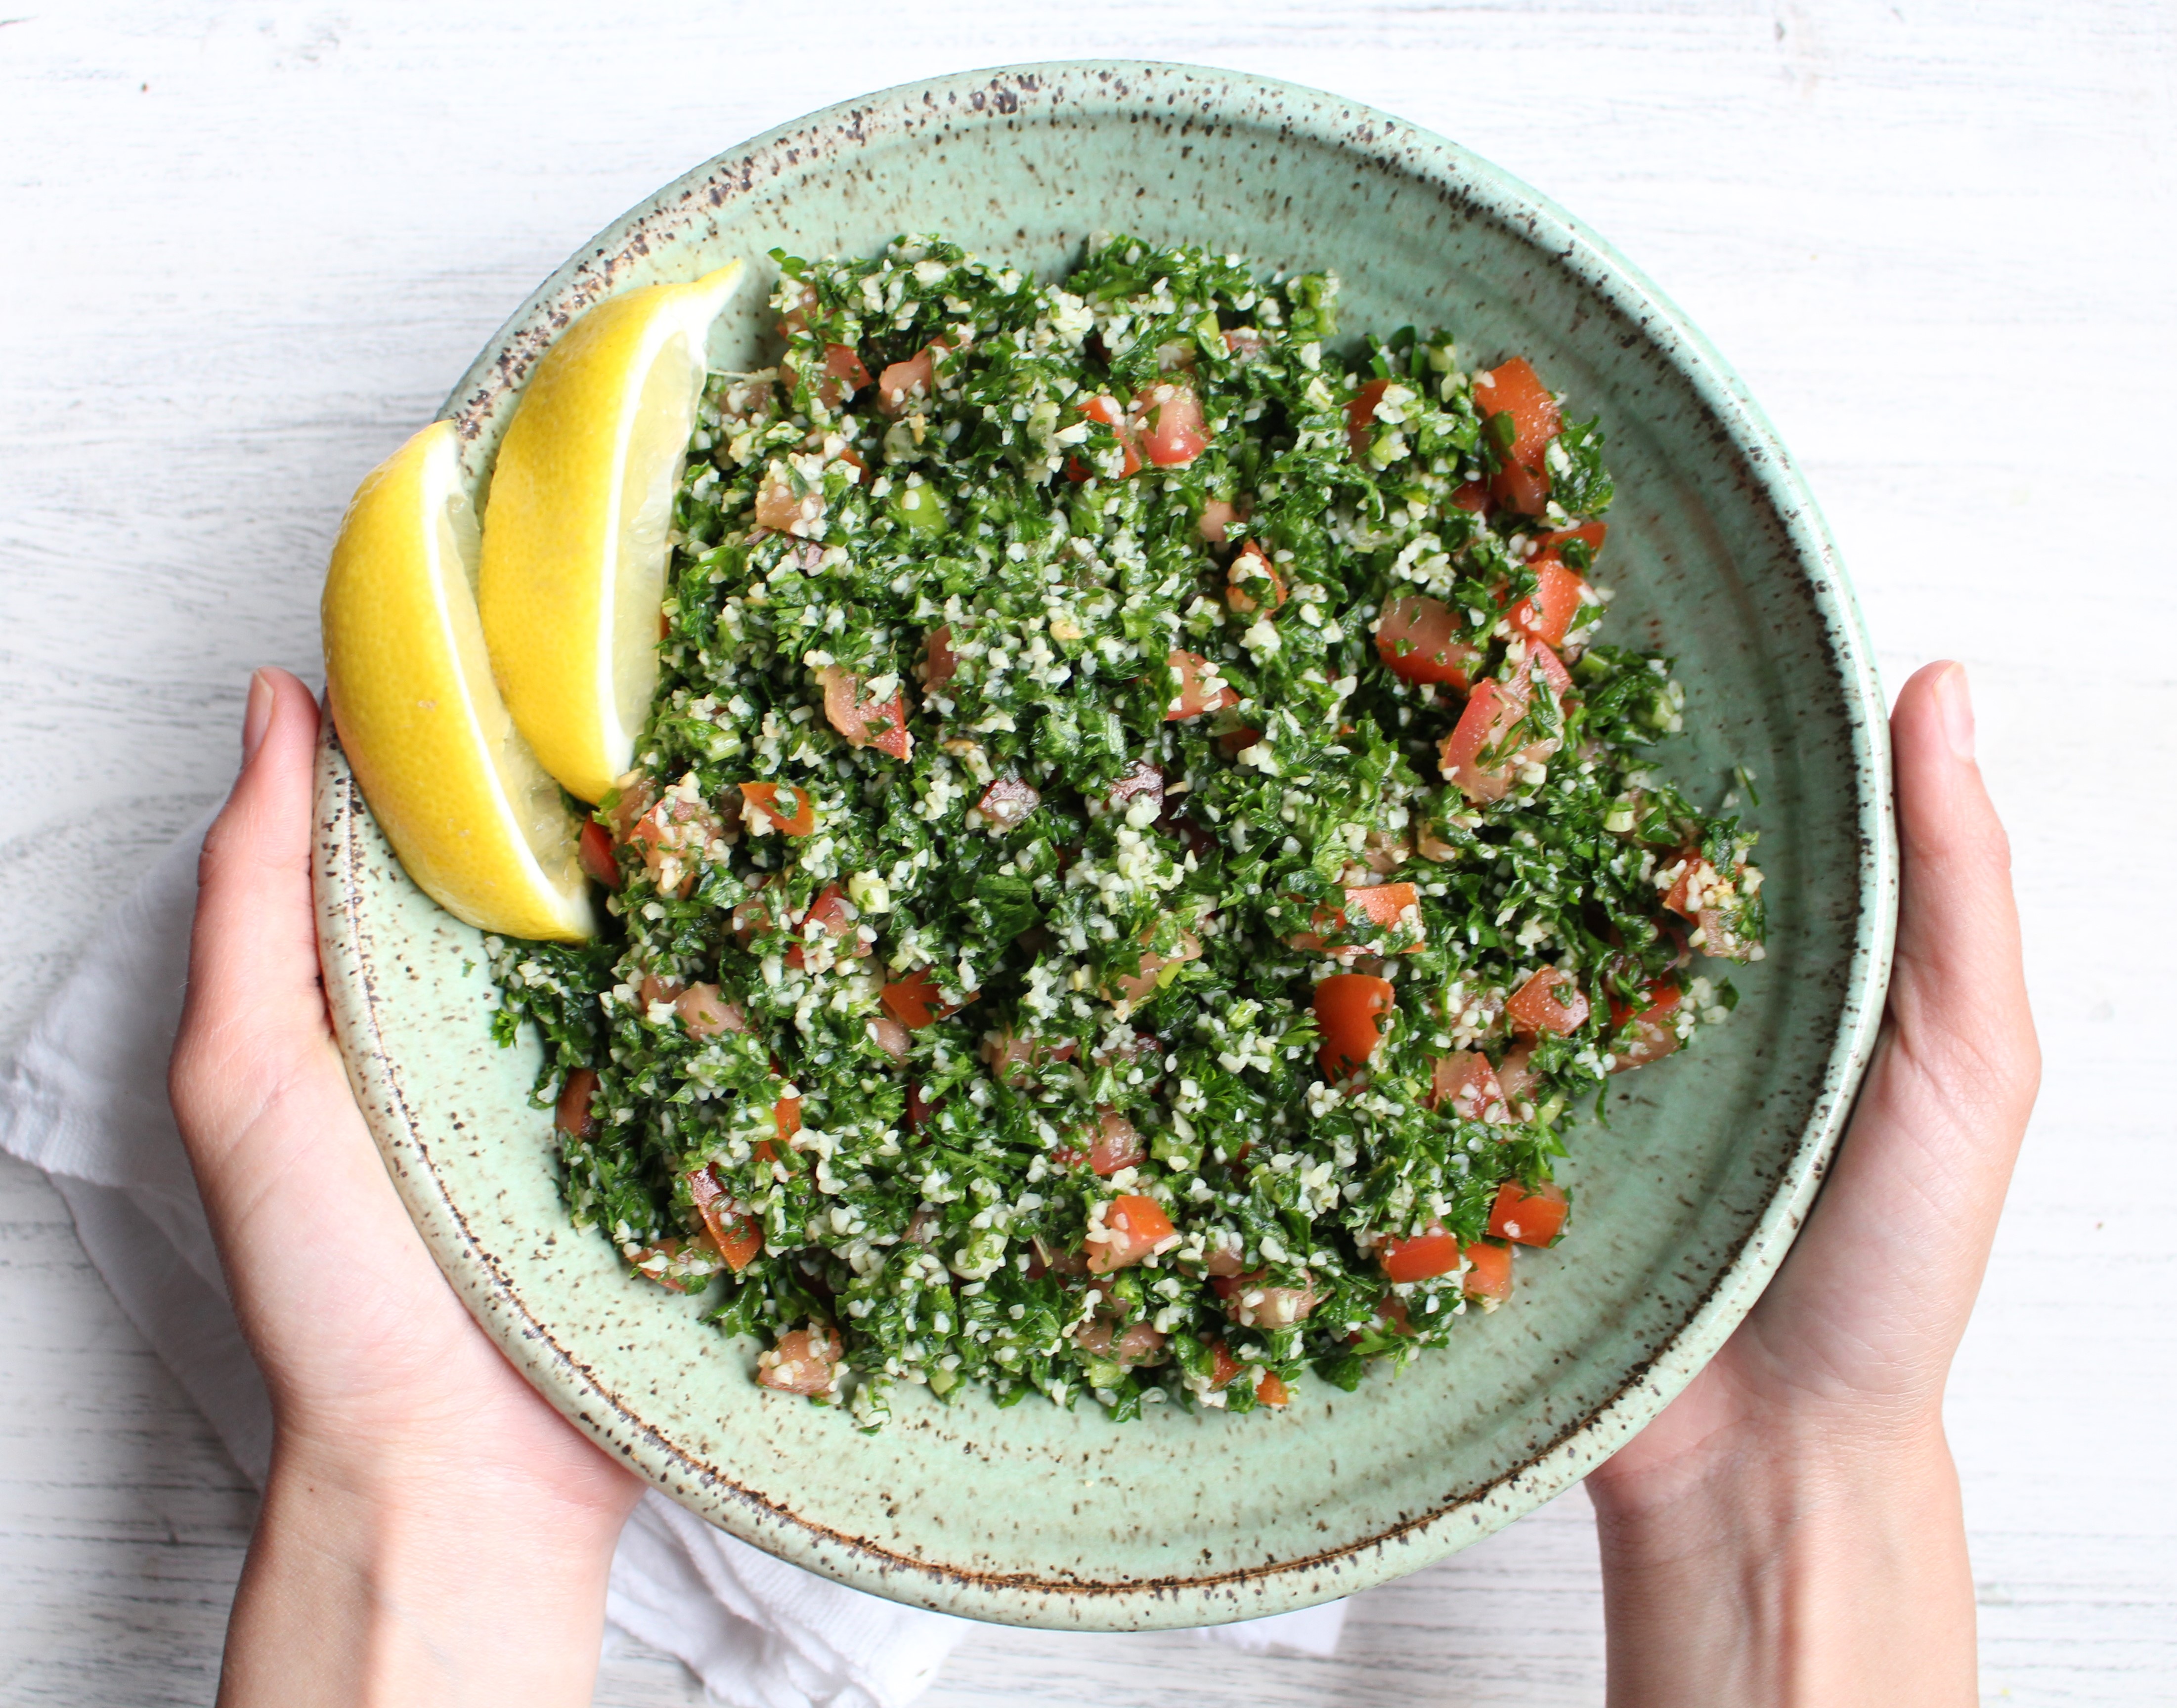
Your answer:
[478,261,746,803]
[322,420,596,942]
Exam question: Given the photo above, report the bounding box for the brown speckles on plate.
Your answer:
[313,59,1894,1632]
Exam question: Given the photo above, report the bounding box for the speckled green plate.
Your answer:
[314,61,1894,1630]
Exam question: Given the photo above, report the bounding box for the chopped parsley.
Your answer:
[487,234,1767,1427]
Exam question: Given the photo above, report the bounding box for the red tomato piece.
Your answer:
[875,338,954,417]
[774,1090,802,1145]
[1462,1240,1514,1303]
[1087,1194,1176,1275]
[1506,968,1591,1036]
[1104,928,1201,1003]
[1505,556,1593,652]
[1208,1340,1247,1389]
[554,1068,598,1139]
[1198,497,1240,543]
[1067,394,1144,480]
[1477,357,1561,515]
[1376,594,1482,686]
[1211,1269,1319,1328]
[816,665,913,761]
[688,1165,763,1273]
[1088,1109,1148,1176]
[674,982,747,1040]
[1255,1371,1291,1408]
[1313,973,1397,1077]
[1451,479,1491,515]
[1495,1046,1538,1113]
[1137,382,1210,467]
[756,1325,843,1395]
[922,625,958,690]
[753,470,818,535]
[1163,649,1238,721]
[578,820,619,888]
[738,781,816,837]
[1380,1224,1462,1284]
[879,967,970,1030]
[1346,376,1392,461]
[784,883,870,970]
[871,1016,911,1062]
[1292,883,1426,956]
[974,776,1041,831]
[1438,648,1570,803]
[1429,1051,1509,1123]
[1488,1180,1568,1247]
[1611,980,1684,1070]
[1225,540,1288,614]
[820,342,871,403]
[1222,328,1270,363]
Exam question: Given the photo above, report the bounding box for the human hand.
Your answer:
[1584,660,2039,1705]
[168,668,643,1707]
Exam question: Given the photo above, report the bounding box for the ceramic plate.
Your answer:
[314,61,1894,1630]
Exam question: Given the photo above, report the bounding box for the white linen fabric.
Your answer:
[0,816,1346,1705]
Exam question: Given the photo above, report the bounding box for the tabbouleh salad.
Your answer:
[486,234,1767,1428]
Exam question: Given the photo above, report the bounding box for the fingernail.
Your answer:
[1935,661,1974,762]
[241,670,275,762]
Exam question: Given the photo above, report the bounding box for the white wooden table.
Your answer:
[3,4,2171,1701]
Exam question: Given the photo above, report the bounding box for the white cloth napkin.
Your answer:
[0,814,1347,1704]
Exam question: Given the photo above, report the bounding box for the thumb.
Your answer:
[168,667,331,1178]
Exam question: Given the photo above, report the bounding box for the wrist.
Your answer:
[1589,1412,1975,1708]
[217,1432,634,1708]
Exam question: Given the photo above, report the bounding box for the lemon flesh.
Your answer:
[479,262,745,803]
[322,420,596,942]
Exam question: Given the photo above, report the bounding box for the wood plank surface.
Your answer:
[2,2,2171,1702]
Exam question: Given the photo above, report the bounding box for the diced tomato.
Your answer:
[578,820,620,889]
[1198,497,1240,543]
[904,1082,934,1131]
[974,776,1040,831]
[1380,1224,1462,1284]
[784,882,869,970]
[637,972,685,1009]
[1255,1371,1291,1407]
[1162,649,1238,721]
[980,1026,1077,1084]
[816,665,913,761]
[1376,595,1482,687]
[628,790,723,899]
[818,342,871,405]
[1222,327,1270,363]
[1087,1194,1176,1274]
[675,982,747,1040]
[1661,854,1756,962]
[1217,726,1264,759]
[1067,393,1143,480]
[776,281,819,337]
[1462,1240,1514,1303]
[739,781,816,836]
[1477,357,1561,515]
[1075,1317,1167,1367]
[1104,928,1201,1003]
[1451,480,1491,515]
[1346,377,1392,461]
[1088,1109,1148,1176]
[1137,382,1210,467]
[753,470,818,535]
[1291,883,1426,956]
[688,1165,763,1272]
[875,338,954,417]
[922,625,958,690]
[1506,968,1591,1036]
[1313,973,1397,1077]
[1107,760,1164,816]
[756,1324,843,1395]
[1610,980,1683,1070]
[1488,1179,1568,1247]
[1428,1051,1509,1123]
[774,1090,802,1144]
[1212,1269,1319,1328]
[880,967,969,1030]
[1208,1340,1246,1389]
[1505,557,1593,653]
[871,1016,911,1062]
[1438,648,1569,803]
[1225,540,1287,614]
[555,1068,598,1139]
[605,769,657,840]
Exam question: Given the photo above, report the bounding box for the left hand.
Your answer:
[169,666,643,1707]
